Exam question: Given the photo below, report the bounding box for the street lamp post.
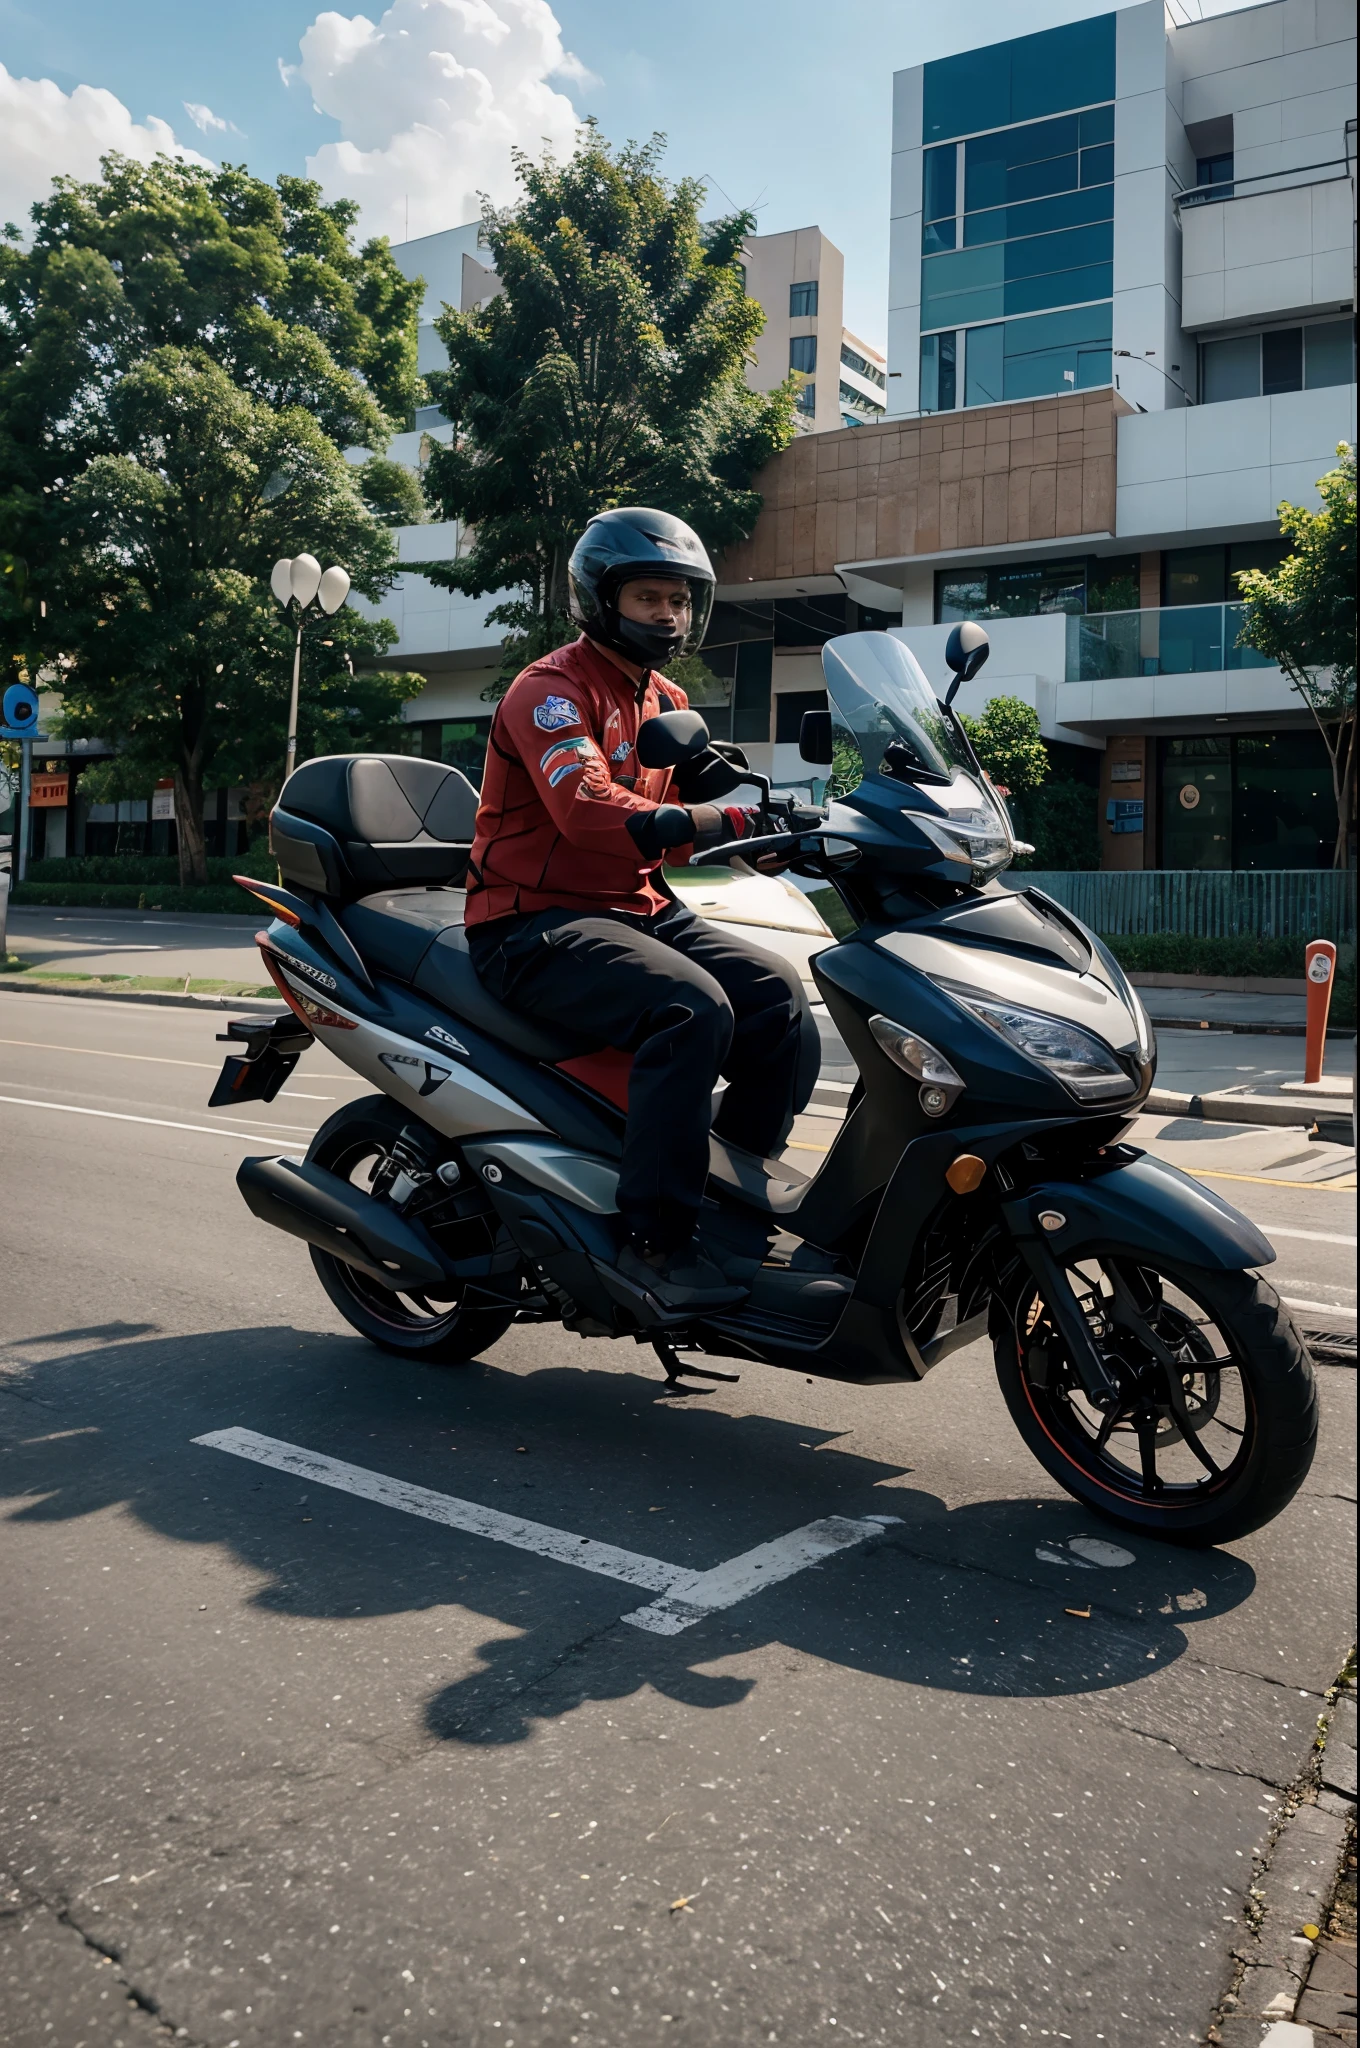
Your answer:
[269,554,352,783]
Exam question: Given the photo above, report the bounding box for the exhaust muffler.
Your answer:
[237,1155,452,1291]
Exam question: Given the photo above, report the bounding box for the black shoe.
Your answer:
[618,1241,749,1311]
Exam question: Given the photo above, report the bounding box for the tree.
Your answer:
[416,124,797,689]
[1234,444,1357,867]
[46,349,419,880]
[0,154,426,881]
[958,695,1049,797]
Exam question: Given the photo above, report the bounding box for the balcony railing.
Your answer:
[1065,604,1278,683]
[1174,157,1349,211]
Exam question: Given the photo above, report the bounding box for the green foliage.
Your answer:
[826,731,864,801]
[356,456,427,528]
[0,154,427,881]
[415,123,798,679]
[1010,780,1100,870]
[958,695,1049,795]
[26,847,277,886]
[663,650,731,707]
[1234,445,1357,866]
[10,882,271,916]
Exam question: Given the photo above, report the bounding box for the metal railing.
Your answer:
[1002,869,1356,941]
[1066,604,1278,683]
[1175,157,1349,210]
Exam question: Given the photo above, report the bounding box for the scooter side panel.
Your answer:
[1001,1152,1276,1272]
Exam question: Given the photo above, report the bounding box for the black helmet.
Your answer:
[568,507,715,667]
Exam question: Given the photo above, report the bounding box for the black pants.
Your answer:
[468,903,806,1248]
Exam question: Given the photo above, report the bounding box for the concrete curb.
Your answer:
[1145,1087,1353,1129]
[0,977,282,1015]
[1211,1673,1358,2046]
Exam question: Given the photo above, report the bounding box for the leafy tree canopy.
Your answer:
[1235,444,1356,866]
[0,155,426,883]
[958,694,1049,796]
[417,123,797,687]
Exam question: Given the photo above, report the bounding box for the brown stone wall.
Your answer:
[720,391,1130,584]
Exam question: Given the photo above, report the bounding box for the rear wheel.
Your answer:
[306,1098,516,1364]
[993,1254,1317,1545]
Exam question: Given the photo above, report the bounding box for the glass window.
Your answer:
[965,117,1080,212]
[1005,264,1111,320]
[1160,738,1232,870]
[1261,326,1303,395]
[923,146,957,224]
[1009,12,1115,125]
[923,219,957,255]
[1079,143,1114,187]
[1227,539,1288,586]
[732,642,773,745]
[1086,556,1139,613]
[1003,302,1112,356]
[775,690,830,743]
[994,300,1112,398]
[925,17,1114,141]
[935,559,1088,621]
[1233,731,1336,869]
[773,594,847,647]
[789,334,817,374]
[1201,334,1259,403]
[795,381,817,415]
[424,717,493,786]
[936,573,990,622]
[1079,104,1114,147]
[919,330,958,411]
[1003,221,1112,282]
[964,182,1113,249]
[1195,151,1234,190]
[964,321,1004,406]
[1163,547,1226,607]
[789,281,818,318]
[705,600,773,644]
[841,344,886,388]
[921,243,1004,331]
[1305,319,1355,388]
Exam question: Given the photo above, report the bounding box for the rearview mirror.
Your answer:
[798,709,834,765]
[635,709,711,769]
[943,621,990,706]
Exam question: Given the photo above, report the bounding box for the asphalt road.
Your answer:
[0,988,1355,2048]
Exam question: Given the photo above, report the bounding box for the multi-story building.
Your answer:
[720,0,1355,867]
[349,221,890,780]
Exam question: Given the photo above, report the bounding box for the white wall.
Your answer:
[886,64,924,416]
[891,616,1099,746]
[1180,174,1354,327]
[1116,381,1357,533]
[1174,0,1356,188]
[1055,665,1298,734]
[1112,1,1188,415]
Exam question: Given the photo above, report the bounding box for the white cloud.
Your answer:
[0,62,211,234]
[296,0,589,244]
[183,101,243,137]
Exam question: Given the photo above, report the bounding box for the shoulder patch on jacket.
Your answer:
[533,694,581,732]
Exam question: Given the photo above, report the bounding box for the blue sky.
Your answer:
[0,0,1238,341]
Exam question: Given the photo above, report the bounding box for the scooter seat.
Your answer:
[339,886,467,982]
[414,926,603,1064]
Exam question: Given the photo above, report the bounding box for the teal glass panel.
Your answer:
[1080,143,1114,186]
[1304,319,1356,388]
[1075,346,1112,388]
[923,219,957,255]
[923,146,956,223]
[1004,263,1112,317]
[1079,104,1114,145]
[1004,221,1112,281]
[964,322,1005,406]
[963,182,1113,248]
[1223,605,1279,670]
[1010,13,1115,123]
[1007,152,1080,204]
[920,331,957,411]
[923,15,1114,142]
[1201,334,1259,402]
[923,45,1011,143]
[920,243,1004,330]
[1003,302,1112,354]
[732,641,773,745]
[965,116,1078,211]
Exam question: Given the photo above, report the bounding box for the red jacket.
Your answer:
[465,635,694,928]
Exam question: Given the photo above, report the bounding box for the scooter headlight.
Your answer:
[942,984,1135,1102]
[868,1015,966,1116]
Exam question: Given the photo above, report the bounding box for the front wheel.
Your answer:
[306,1097,516,1365]
[993,1254,1317,1545]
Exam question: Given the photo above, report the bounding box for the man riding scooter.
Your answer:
[464,507,819,1311]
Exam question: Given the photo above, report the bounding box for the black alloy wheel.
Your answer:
[305,1097,516,1363]
[994,1254,1317,1545]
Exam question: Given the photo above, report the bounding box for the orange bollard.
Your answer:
[1304,939,1337,1084]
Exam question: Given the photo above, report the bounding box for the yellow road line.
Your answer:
[1188,1167,1356,1192]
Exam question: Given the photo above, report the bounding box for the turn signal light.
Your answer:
[945,1154,986,1195]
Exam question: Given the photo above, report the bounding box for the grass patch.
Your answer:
[0,961,275,998]
[12,881,261,913]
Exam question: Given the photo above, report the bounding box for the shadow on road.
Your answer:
[0,1322,1257,1742]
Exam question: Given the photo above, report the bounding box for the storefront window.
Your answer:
[1159,731,1336,870]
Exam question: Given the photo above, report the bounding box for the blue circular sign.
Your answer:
[2,681,40,732]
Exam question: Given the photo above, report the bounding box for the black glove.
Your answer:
[685,804,763,852]
[782,804,826,835]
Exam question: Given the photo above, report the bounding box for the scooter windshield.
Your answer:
[821,631,1015,879]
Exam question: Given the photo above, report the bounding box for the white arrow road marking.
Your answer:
[194,1426,887,1633]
